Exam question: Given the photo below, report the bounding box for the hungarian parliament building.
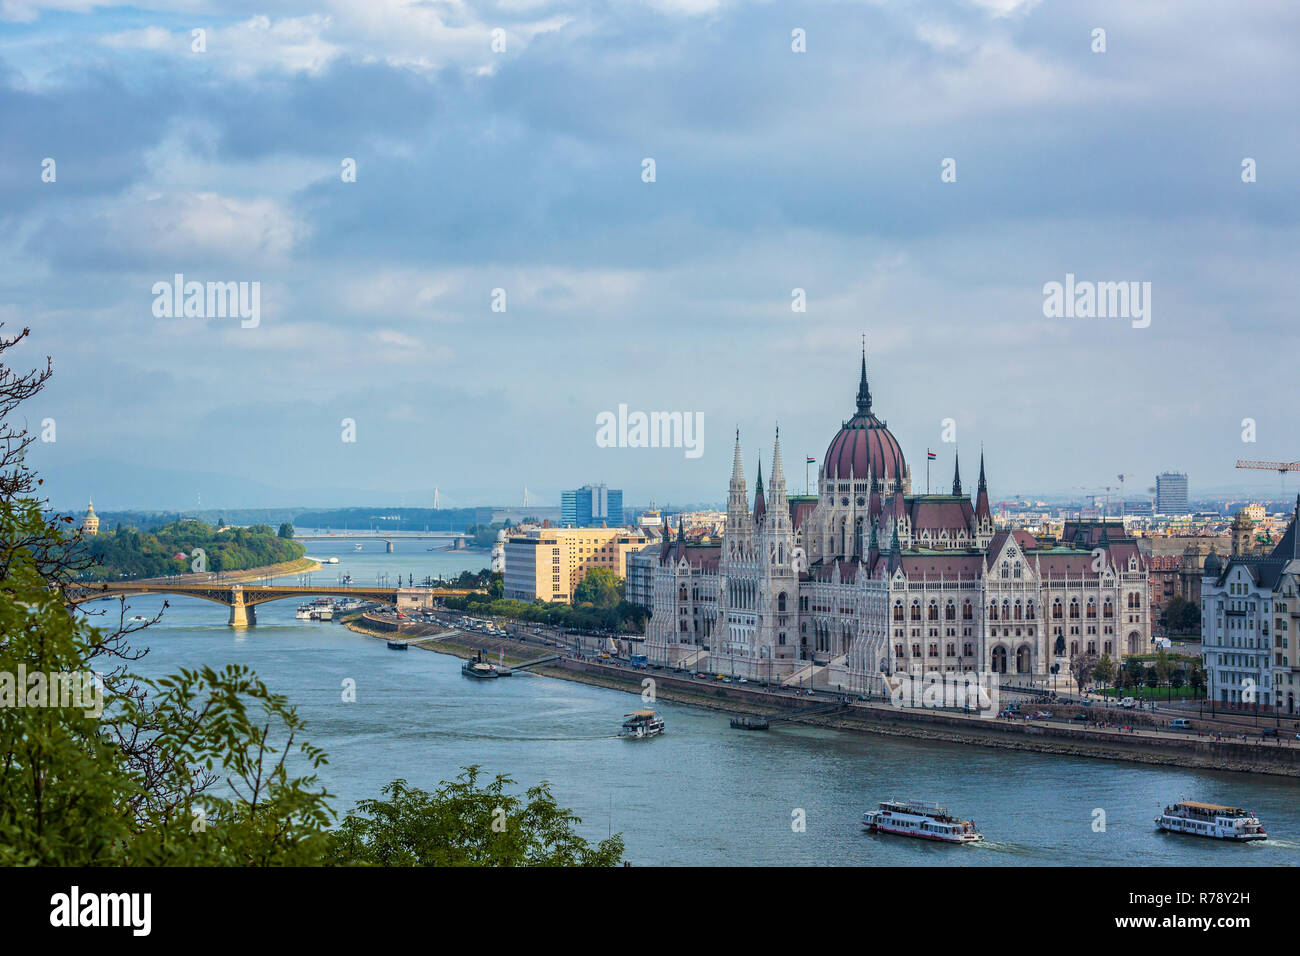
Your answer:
[643,353,1151,691]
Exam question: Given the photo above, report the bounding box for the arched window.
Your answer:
[962,600,973,621]
[777,592,787,613]
[945,602,956,621]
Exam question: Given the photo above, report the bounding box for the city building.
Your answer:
[1156,472,1189,514]
[503,525,650,603]
[561,484,623,528]
[1201,497,1300,711]
[644,352,1150,690]
[625,541,662,610]
[80,500,99,536]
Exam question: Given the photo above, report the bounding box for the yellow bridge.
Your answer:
[68,582,483,627]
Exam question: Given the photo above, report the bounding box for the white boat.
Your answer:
[1155,801,1267,841]
[862,799,983,844]
[354,544,363,552]
[620,710,665,739]
[326,556,340,564]
[295,605,312,621]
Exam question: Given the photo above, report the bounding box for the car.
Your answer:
[1032,711,1052,719]
[1079,698,1093,707]
[1261,728,1278,738]
[737,677,748,683]
[1169,718,1192,730]
[1071,713,1089,722]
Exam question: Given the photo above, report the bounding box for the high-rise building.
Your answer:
[1156,472,1189,514]
[503,526,650,602]
[561,483,623,527]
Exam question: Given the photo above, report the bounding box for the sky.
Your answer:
[3,0,1298,512]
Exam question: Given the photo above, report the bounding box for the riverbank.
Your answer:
[117,555,323,586]
[408,626,1300,778]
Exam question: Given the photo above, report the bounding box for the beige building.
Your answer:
[80,500,99,536]
[504,526,651,603]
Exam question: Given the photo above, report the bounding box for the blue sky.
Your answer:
[4,0,1298,511]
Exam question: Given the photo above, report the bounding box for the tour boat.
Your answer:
[862,800,984,844]
[295,605,312,620]
[386,640,408,651]
[461,650,500,679]
[730,716,770,730]
[1155,801,1266,841]
[620,710,665,739]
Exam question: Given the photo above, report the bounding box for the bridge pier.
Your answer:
[227,587,256,627]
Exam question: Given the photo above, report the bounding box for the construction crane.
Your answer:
[1237,460,1300,474]
[1232,460,1294,504]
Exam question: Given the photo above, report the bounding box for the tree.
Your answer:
[278,522,295,539]
[1069,651,1098,693]
[1188,664,1206,699]
[0,325,333,864]
[1093,653,1116,693]
[328,769,623,866]
[574,567,623,608]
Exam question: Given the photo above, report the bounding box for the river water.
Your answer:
[106,537,1299,866]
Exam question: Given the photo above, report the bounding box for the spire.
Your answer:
[891,448,906,519]
[855,341,872,414]
[753,459,766,525]
[952,451,962,497]
[888,519,902,574]
[770,425,787,495]
[975,450,991,522]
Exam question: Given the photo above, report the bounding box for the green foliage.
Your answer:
[573,567,623,608]
[328,769,623,867]
[80,519,305,580]
[1162,595,1202,634]
[442,591,648,634]
[0,500,334,865]
[277,522,295,539]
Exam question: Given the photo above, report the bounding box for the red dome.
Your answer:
[823,353,906,483]
[824,414,906,482]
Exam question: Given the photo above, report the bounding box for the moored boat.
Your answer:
[1155,801,1266,841]
[386,640,408,650]
[461,649,500,679]
[862,800,983,843]
[295,604,312,620]
[730,716,770,730]
[620,710,665,739]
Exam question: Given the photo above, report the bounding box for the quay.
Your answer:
[414,615,1300,778]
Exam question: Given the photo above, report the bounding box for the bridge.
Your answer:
[68,582,483,627]
[294,531,472,541]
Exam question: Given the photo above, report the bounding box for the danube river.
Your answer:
[109,537,1300,866]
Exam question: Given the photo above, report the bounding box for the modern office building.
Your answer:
[561,483,623,528]
[503,525,651,603]
[1156,472,1189,514]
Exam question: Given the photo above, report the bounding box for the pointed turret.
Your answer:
[868,461,883,521]
[888,519,902,574]
[891,449,907,520]
[952,452,963,497]
[753,459,766,526]
[769,425,789,505]
[975,450,992,522]
[724,428,754,559]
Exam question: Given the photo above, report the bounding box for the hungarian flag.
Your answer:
[805,457,816,464]
[927,449,937,460]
